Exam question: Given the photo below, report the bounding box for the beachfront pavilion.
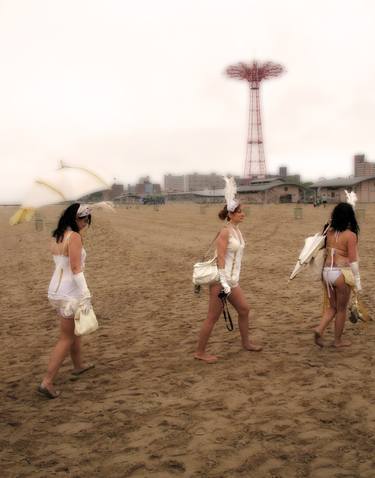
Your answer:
[311,176,375,203]
[185,179,308,204]
[238,179,307,204]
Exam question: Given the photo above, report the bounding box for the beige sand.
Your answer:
[1,203,374,478]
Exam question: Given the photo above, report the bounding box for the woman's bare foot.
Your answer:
[243,343,263,352]
[194,353,218,363]
[314,330,324,348]
[332,339,352,348]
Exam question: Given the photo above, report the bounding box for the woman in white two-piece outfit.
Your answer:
[195,178,262,363]
[314,202,361,348]
[38,203,94,399]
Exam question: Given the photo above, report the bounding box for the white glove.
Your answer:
[73,272,92,313]
[350,261,362,292]
[218,269,231,295]
[79,297,92,314]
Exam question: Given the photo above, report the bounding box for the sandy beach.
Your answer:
[1,202,374,478]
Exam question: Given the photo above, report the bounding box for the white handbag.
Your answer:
[192,256,219,285]
[192,231,221,286]
[74,306,99,336]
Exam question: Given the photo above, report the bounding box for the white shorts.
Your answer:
[322,267,342,286]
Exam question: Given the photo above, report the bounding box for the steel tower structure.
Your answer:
[226,60,285,180]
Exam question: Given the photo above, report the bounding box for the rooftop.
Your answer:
[311,176,375,188]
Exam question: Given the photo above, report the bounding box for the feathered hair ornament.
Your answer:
[224,176,239,212]
[344,190,358,209]
[77,201,115,217]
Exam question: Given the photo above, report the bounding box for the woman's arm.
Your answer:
[69,232,92,310]
[216,228,229,269]
[347,231,361,291]
[347,231,358,263]
[216,228,231,294]
[69,232,83,274]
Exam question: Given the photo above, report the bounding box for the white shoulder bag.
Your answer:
[192,256,219,285]
[74,306,99,336]
[192,232,220,286]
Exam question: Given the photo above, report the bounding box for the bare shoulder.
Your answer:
[344,230,357,242]
[218,226,230,238]
[68,231,82,245]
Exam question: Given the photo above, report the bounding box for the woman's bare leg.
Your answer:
[70,336,94,374]
[333,276,351,347]
[41,317,75,391]
[70,336,83,369]
[314,286,337,346]
[195,283,223,362]
[228,286,262,351]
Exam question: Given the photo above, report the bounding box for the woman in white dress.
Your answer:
[38,203,94,398]
[194,197,262,363]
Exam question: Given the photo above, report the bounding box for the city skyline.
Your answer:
[0,0,374,203]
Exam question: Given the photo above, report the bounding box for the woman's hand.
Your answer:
[218,269,231,295]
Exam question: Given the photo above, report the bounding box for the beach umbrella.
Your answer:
[10,163,110,225]
[289,230,327,281]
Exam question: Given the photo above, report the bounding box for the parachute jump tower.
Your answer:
[226,60,285,180]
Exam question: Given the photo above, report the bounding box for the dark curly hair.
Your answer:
[330,202,359,237]
[52,203,91,243]
[218,204,241,221]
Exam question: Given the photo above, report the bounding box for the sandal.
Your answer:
[71,364,95,376]
[37,385,60,399]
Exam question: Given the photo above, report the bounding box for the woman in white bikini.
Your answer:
[38,203,94,399]
[314,202,361,348]
[194,178,262,363]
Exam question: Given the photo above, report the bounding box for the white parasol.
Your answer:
[10,163,110,225]
[289,227,328,281]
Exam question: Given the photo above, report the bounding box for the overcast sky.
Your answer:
[0,0,374,202]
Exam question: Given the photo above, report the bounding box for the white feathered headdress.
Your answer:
[77,201,115,217]
[224,176,239,212]
[344,190,358,209]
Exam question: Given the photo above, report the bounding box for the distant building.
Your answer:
[354,153,375,177]
[185,173,226,192]
[164,174,185,192]
[110,182,124,199]
[185,179,308,204]
[135,177,161,195]
[238,180,305,204]
[164,173,228,192]
[311,176,375,203]
[238,166,300,185]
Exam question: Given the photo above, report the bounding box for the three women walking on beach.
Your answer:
[37,189,362,398]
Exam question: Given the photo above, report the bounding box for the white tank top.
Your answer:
[48,232,86,301]
[215,225,245,286]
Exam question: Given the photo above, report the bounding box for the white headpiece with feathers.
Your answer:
[344,190,358,209]
[224,176,239,212]
[77,201,115,217]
